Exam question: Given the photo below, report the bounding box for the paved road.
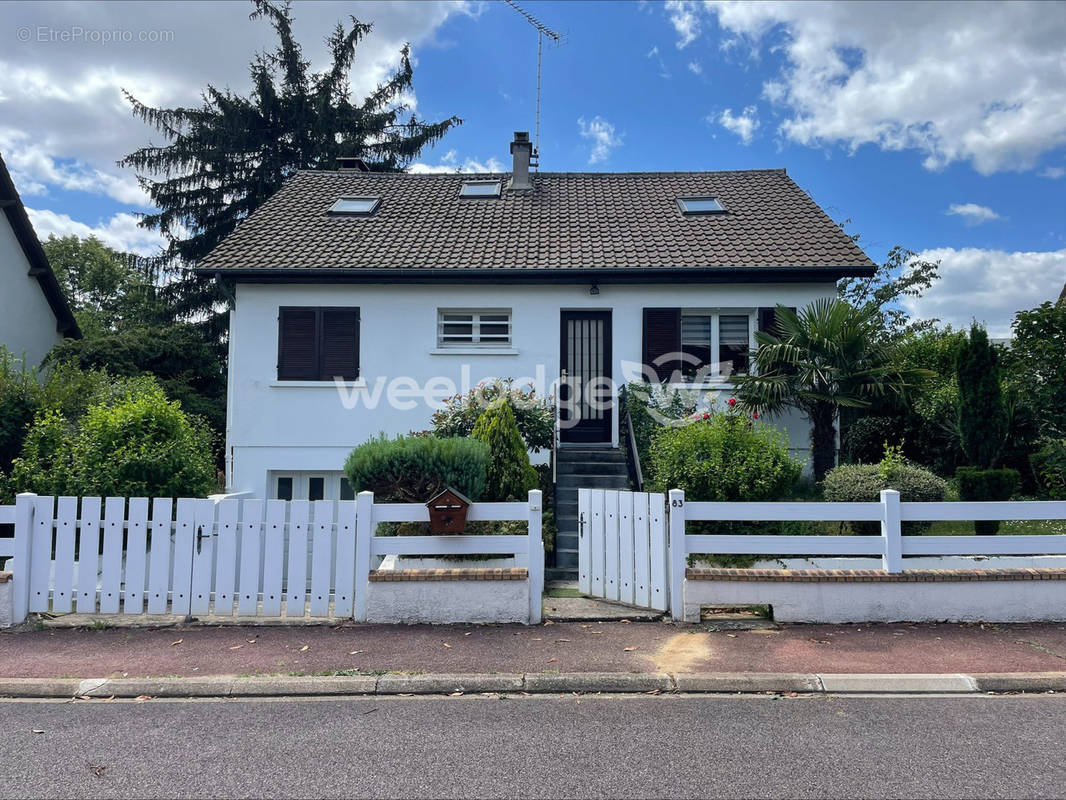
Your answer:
[2,695,1064,798]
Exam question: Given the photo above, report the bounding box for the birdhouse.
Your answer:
[426,488,472,534]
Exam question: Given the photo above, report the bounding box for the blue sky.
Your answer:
[2,0,1064,335]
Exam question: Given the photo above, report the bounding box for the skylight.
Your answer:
[328,196,381,215]
[459,180,502,198]
[678,196,726,215]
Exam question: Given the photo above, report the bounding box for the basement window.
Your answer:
[459,180,502,198]
[678,196,726,215]
[328,196,380,215]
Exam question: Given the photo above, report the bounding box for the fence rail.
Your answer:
[1,491,544,626]
[668,488,1066,620]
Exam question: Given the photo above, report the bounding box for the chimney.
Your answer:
[509,131,532,191]
[336,157,370,172]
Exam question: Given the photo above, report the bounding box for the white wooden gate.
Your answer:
[577,488,669,611]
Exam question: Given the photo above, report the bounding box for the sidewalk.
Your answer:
[3,618,1066,681]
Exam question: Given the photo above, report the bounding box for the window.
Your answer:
[677,196,726,214]
[270,472,351,501]
[437,309,512,348]
[276,476,293,502]
[308,477,325,502]
[643,307,756,383]
[340,477,355,501]
[459,180,501,198]
[277,307,360,381]
[328,196,380,215]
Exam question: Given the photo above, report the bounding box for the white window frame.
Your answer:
[269,471,353,501]
[436,308,513,350]
[327,196,381,215]
[459,180,502,198]
[678,308,756,384]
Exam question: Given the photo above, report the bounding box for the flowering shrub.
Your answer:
[431,379,554,452]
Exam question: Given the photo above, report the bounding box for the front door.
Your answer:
[560,310,612,443]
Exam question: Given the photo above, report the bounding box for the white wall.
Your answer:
[227,281,836,497]
[0,214,62,368]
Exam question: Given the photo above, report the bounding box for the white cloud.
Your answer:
[26,207,169,256]
[0,1,469,207]
[679,1,1066,174]
[1041,166,1065,179]
[687,61,703,75]
[409,149,505,174]
[902,247,1066,337]
[666,0,701,49]
[646,45,671,79]
[716,106,759,144]
[946,203,1001,225]
[577,116,622,165]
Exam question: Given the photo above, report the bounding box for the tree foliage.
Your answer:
[956,324,1008,470]
[838,245,941,339]
[734,299,930,482]
[1004,299,1066,438]
[472,399,538,502]
[431,380,554,452]
[119,0,461,341]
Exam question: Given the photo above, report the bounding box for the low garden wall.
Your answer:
[683,567,1066,623]
[0,572,12,628]
[366,568,530,624]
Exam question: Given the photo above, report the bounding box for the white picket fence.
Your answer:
[578,488,1066,620]
[0,490,544,626]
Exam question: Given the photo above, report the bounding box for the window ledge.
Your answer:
[270,379,366,388]
[429,347,519,356]
[666,382,740,391]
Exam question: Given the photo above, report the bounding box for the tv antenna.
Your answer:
[503,0,562,168]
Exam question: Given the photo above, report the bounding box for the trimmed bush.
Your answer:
[431,379,554,452]
[957,466,1020,535]
[9,382,216,498]
[472,398,538,501]
[841,415,906,465]
[956,324,1008,469]
[343,434,488,503]
[823,461,948,535]
[648,413,801,501]
[622,381,698,483]
[1031,440,1066,500]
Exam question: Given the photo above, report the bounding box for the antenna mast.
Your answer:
[503,0,561,169]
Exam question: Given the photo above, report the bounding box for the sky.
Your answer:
[2,0,1064,337]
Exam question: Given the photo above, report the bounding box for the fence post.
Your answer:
[353,491,373,622]
[668,489,686,621]
[880,489,902,573]
[11,492,36,625]
[527,489,544,624]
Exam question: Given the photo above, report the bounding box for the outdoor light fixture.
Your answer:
[589,283,600,295]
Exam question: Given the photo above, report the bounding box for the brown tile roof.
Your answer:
[198,168,875,276]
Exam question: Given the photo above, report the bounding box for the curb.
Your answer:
[1,671,1065,699]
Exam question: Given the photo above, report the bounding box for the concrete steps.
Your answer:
[552,447,631,576]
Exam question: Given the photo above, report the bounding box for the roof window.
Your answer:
[678,196,726,215]
[459,180,502,198]
[328,196,380,215]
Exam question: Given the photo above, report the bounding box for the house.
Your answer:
[197,131,875,571]
[0,153,80,367]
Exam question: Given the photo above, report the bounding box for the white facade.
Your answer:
[0,213,64,369]
[226,280,835,498]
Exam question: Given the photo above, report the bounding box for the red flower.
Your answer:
[752,412,759,420]
[727,397,737,407]
[702,412,710,420]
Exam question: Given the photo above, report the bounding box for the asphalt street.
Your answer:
[1,694,1064,799]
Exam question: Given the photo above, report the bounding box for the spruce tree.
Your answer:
[120,0,461,344]
[956,324,1007,470]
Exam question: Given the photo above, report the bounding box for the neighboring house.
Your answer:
[197,131,875,570]
[0,153,80,367]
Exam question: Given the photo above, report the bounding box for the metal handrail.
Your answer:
[619,385,644,492]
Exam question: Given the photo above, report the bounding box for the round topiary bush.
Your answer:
[648,412,801,501]
[343,434,489,503]
[823,462,948,534]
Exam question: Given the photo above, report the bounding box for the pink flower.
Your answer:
[727,397,737,407]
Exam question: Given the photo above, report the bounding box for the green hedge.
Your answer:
[823,462,948,535]
[957,466,1019,535]
[1031,440,1066,501]
[431,379,554,452]
[343,435,488,503]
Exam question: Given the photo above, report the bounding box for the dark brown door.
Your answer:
[560,310,612,443]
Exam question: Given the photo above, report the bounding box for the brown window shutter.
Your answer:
[278,307,318,380]
[642,308,681,382]
[320,308,360,381]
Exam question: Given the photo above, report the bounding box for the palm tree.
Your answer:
[733,299,930,482]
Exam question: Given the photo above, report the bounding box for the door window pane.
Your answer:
[340,477,355,501]
[308,477,325,502]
